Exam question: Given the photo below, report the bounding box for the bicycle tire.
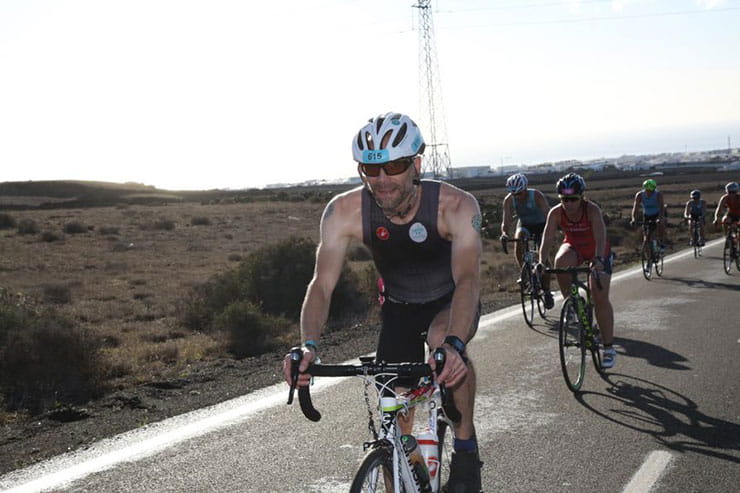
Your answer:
[520,263,535,327]
[693,228,700,258]
[723,237,732,275]
[349,447,396,493]
[590,326,604,375]
[558,297,586,393]
[655,250,664,277]
[641,243,653,280]
[434,418,455,492]
[536,291,548,319]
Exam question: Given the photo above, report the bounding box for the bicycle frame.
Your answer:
[287,349,460,492]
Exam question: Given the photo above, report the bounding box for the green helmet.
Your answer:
[642,179,657,191]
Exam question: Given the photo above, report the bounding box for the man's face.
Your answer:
[362,157,418,212]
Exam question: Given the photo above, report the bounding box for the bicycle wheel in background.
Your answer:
[655,249,664,277]
[349,447,394,492]
[434,418,455,492]
[723,237,732,274]
[558,297,586,392]
[693,228,700,258]
[520,263,535,327]
[641,243,653,280]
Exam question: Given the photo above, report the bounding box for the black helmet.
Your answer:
[690,190,700,199]
[556,173,585,197]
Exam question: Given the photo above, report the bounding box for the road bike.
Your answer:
[638,219,664,280]
[544,266,604,393]
[722,221,740,275]
[288,348,461,492]
[688,216,704,258]
[502,235,548,327]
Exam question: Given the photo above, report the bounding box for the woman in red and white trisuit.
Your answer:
[539,173,616,369]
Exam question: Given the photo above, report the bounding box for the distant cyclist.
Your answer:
[630,178,668,251]
[500,173,554,309]
[714,181,740,249]
[683,189,706,246]
[538,173,617,369]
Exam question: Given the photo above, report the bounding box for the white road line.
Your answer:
[621,450,674,493]
[1,244,709,492]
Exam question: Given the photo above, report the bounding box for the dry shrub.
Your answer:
[40,230,63,242]
[191,216,211,226]
[213,301,292,358]
[64,222,87,234]
[0,213,16,229]
[42,284,72,304]
[181,236,369,355]
[17,219,39,235]
[0,304,108,413]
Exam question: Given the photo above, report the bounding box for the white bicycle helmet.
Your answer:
[506,173,528,193]
[352,112,425,164]
[726,182,739,193]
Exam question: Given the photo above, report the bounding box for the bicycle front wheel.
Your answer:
[350,447,395,493]
[559,297,586,393]
[434,419,455,492]
[520,263,535,327]
[723,238,732,275]
[641,243,652,280]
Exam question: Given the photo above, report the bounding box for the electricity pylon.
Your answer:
[414,0,451,179]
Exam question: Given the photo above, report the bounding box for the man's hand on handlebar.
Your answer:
[431,344,468,388]
[282,346,316,387]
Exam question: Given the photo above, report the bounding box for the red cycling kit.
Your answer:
[560,201,612,270]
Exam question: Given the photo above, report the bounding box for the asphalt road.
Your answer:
[2,240,739,492]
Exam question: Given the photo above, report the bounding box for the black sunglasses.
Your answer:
[560,196,581,202]
[360,157,414,177]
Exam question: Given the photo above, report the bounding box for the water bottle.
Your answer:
[417,429,440,485]
[400,434,431,492]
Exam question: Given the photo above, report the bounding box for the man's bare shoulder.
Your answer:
[438,181,478,210]
[324,186,363,218]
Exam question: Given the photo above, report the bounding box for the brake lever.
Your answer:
[287,346,302,405]
[433,348,462,423]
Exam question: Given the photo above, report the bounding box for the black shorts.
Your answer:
[517,222,545,241]
[376,292,480,385]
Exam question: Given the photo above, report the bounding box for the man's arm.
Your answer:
[500,194,513,237]
[657,191,666,220]
[447,192,482,344]
[539,205,560,264]
[300,196,355,345]
[534,189,550,218]
[714,195,727,223]
[630,192,641,223]
[684,200,691,219]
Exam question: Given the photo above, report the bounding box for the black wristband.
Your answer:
[443,335,466,355]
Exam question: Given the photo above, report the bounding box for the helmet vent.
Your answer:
[364,131,375,150]
[392,123,408,147]
[375,116,385,134]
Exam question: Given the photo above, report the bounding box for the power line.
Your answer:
[433,6,740,29]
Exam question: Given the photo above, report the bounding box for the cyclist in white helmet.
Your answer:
[284,112,484,492]
[500,173,554,309]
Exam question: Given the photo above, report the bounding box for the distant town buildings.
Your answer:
[266,147,740,188]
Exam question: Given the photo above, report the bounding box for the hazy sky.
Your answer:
[1,0,739,190]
